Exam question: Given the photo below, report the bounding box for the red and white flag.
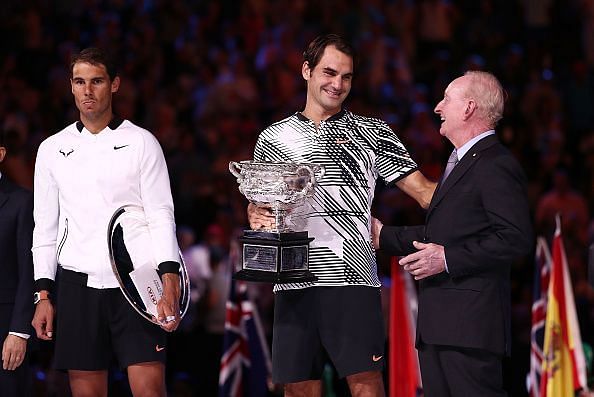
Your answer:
[218,279,272,397]
[527,237,551,396]
[540,215,589,396]
[389,257,422,397]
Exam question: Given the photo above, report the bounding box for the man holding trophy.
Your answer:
[31,47,180,396]
[245,34,436,396]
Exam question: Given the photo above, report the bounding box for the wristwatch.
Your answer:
[33,291,51,305]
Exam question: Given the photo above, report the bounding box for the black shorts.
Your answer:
[53,269,167,371]
[272,286,385,383]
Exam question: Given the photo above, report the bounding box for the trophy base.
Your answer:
[242,230,310,240]
[236,230,317,284]
[233,269,318,284]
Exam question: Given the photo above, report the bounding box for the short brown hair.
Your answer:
[303,34,355,71]
[70,47,118,81]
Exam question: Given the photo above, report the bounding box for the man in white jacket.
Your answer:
[31,47,180,397]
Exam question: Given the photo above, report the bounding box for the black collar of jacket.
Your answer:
[296,109,346,123]
[76,116,125,132]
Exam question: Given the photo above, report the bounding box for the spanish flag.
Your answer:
[540,216,589,396]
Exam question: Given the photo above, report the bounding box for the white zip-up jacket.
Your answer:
[32,118,179,289]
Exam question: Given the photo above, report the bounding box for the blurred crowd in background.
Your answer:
[1,0,594,395]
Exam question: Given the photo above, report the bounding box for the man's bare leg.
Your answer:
[68,370,108,397]
[284,379,322,397]
[128,361,166,397]
[346,371,385,397]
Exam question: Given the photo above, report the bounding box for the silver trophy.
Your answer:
[229,161,325,283]
[108,205,190,325]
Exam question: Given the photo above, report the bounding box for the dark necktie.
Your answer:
[441,149,459,183]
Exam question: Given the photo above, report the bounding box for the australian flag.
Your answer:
[527,237,551,396]
[219,280,272,397]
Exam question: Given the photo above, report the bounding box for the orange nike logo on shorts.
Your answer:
[155,345,165,352]
[372,355,383,362]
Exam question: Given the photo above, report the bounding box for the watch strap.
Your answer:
[34,290,51,305]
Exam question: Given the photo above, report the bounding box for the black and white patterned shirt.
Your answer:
[254,110,418,291]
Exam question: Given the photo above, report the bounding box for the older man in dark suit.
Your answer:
[0,129,34,396]
[372,71,533,397]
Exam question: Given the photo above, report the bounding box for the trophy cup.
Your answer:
[108,205,190,325]
[229,161,325,283]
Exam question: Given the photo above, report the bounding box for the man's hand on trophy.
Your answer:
[247,203,276,230]
[157,273,181,332]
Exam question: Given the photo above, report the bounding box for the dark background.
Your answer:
[1,0,593,395]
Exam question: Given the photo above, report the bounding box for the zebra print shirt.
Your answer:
[254,110,418,291]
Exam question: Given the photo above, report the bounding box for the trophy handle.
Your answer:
[295,165,321,197]
[229,161,243,178]
[299,165,326,185]
[314,165,325,182]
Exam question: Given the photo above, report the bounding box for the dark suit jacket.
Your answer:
[0,176,34,338]
[380,135,533,356]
